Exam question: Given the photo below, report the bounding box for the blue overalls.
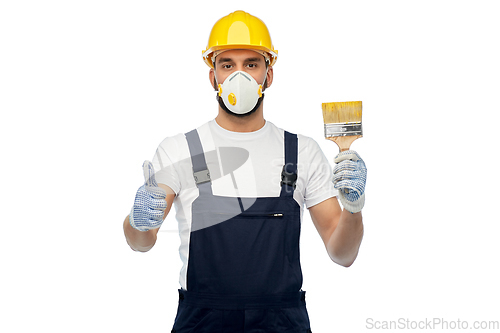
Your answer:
[171,129,312,333]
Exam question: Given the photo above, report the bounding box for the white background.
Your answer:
[1,0,499,332]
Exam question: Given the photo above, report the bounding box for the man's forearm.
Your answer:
[326,210,364,267]
[123,215,158,252]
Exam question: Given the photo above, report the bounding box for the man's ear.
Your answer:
[209,68,217,91]
[263,66,273,90]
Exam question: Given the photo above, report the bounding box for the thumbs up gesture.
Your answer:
[129,161,167,231]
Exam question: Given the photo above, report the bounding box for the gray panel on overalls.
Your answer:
[171,129,312,333]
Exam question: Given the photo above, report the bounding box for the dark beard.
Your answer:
[217,94,264,118]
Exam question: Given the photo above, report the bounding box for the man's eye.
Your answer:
[223,64,232,69]
[247,64,256,68]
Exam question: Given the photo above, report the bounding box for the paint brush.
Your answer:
[322,101,362,152]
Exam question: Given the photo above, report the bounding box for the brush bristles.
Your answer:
[322,101,362,124]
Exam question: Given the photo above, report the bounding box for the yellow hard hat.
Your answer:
[202,10,278,68]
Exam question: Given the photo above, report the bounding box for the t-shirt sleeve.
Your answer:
[302,137,338,209]
[152,135,182,195]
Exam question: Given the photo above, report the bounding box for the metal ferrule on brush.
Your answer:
[324,122,363,137]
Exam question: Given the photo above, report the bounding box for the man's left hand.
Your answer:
[332,150,367,213]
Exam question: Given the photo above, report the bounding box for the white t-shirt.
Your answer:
[152,119,337,289]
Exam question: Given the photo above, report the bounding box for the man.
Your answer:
[123,10,366,333]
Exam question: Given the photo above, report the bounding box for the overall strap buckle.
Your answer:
[185,129,213,194]
[193,169,211,185]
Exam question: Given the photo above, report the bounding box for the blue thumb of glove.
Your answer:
[142,160,166,199]
[143,160,158,187]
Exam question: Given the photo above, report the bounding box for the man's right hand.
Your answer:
[129,160,167,231]
[332,150,367,214]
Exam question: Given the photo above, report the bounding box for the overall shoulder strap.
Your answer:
[280,131,298,197]
[185,129,212,195]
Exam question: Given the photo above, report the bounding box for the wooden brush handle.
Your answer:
[327,135,362,152]
[328,135,362,195]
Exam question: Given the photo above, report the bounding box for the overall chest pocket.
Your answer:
[189,209,296,294]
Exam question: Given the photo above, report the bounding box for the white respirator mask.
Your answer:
[217,71,264,115]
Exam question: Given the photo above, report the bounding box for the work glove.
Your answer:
[129,160,167,231]
[332,150,367,214]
